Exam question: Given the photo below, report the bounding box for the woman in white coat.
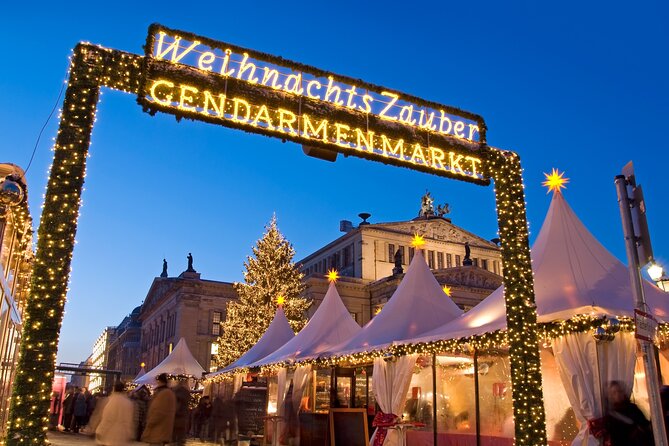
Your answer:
[95,381,136,446]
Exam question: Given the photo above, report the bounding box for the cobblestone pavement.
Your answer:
[47,431,225,446]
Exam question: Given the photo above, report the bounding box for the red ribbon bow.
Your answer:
[587,417,612,446]
[373,412,399,446]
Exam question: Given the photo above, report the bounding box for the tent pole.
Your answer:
[432,353,437,446]
[474,349,481,446]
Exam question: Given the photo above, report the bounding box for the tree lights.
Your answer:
[215,216,310,369]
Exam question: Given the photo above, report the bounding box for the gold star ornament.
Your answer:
[327,269,339,283]
[542,168,569,194]
[276,295,286,306]
[442,285,452,296]
[411,234,426,249]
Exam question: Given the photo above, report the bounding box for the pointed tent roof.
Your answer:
[133,367,146,381]
[247,281,361,367]
[328,250,464,356]
[207,306,295,378]
[405,191,669,344]
[135,337,205,385]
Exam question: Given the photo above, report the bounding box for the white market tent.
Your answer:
[135,337,205,386]
[403,190,669,346]
[390,190,669,446]
[208,306,295,379]
[328,249,464,357]
[318,249,465,446]
[247,281,361,368]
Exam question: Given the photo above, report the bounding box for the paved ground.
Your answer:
[47,431,225,445]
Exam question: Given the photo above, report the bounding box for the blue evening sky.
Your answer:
[1,1,667,364]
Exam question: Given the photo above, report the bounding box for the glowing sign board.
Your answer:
[139,24,489,184]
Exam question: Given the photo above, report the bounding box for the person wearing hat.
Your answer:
[141,373,176,445]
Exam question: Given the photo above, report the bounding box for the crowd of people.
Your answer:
[58,373,235,446]
[56,375,669,446]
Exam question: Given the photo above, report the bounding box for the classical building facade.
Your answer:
[139,267,237,374]
[0,164,33,433]
[299,200,503,325]
[106,306,142,384]
[89,327,117,392]
[103,196,502,376]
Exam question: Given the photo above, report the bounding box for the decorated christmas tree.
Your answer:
[216,215,310,367]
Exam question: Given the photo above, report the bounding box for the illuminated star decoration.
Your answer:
[327,269,339,283]
[411,234,426,249]
[276,295,285,306]
[442,285,452,297]
[542,168,569,194]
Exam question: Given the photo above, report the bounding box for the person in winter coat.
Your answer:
[130,385,150,441]
[95,381,136,446]
[605,380,653,446]
[61,388,76,432]
[72,387,89,433]
[193,395,212,440]
[211,395,235,444]
[141,373,176,445]
[171,380,191,446]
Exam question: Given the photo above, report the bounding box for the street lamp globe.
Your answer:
[648,263,664,282]
[0,175,25,206]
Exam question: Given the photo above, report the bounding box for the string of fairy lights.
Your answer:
[9,28,651,446]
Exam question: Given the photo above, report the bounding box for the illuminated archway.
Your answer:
[6,25,546,445]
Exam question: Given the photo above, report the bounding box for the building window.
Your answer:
[343,244,352,266]
[493,260,498,274]
[473,258,478,267]
[388,244,395,263]
[212,311,222,336]
[409,247,415,262]
[455,255,461,267]
[481,259,488,270]
[399,246,406,265]
[428,250,435,268]
[446,253,452,268]
[437,252,444,269]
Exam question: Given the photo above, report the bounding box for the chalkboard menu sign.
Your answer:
[329,408,369,446]
[235,384,267,436]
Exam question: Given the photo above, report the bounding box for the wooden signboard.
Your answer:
[235,385,267,436]
[329,408,369,446]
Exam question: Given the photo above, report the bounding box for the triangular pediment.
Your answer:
[140,278,178,318]
[368,219,498,249]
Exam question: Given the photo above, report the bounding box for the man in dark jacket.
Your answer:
[172,380,191,446]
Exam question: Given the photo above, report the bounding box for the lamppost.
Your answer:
[648,263,669,292]
[615,165,668,446]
